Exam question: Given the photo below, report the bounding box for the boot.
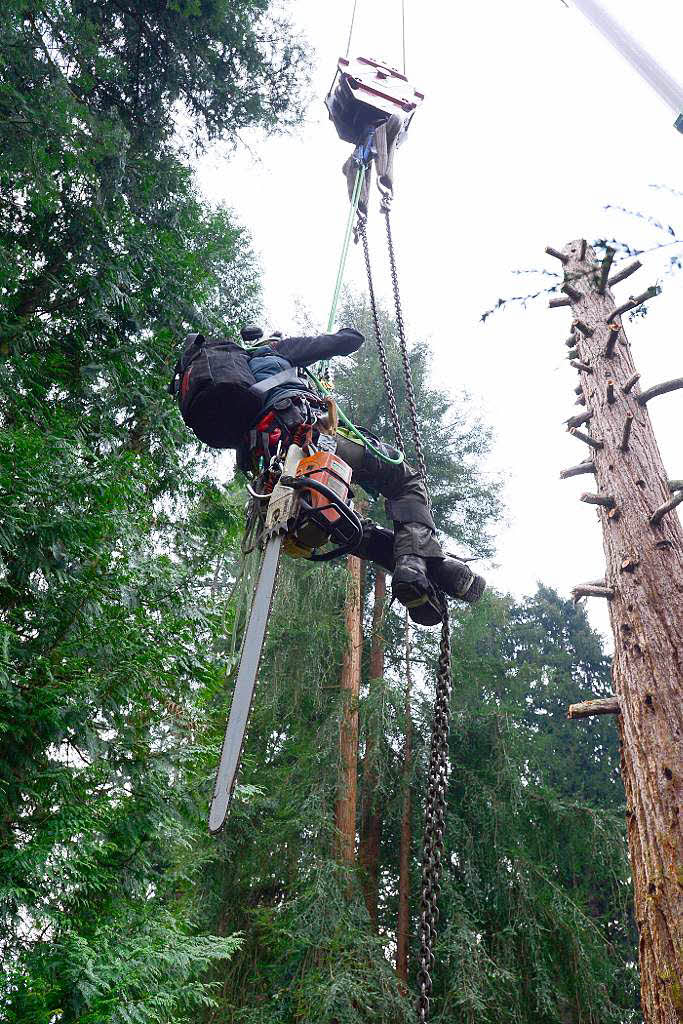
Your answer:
[391,555,443,627]
[428,557,486,604]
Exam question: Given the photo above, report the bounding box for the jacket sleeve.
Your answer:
[273,328,364,367]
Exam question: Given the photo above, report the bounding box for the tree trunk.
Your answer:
[396,610,413,990]
[334,555,363,867]
[556,241,683,1024]
[359,570,386,929]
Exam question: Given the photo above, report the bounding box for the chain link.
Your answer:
[382,200,428,485]
[360,196,453,1023]
[416,603,452,1022]
[358,216,405,454]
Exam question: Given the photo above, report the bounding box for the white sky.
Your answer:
[197,0,683,644]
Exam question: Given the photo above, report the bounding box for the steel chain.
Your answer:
[358,217,405,454]
[360,196,453,1022]
[382,199,428,485]
[416,603,452,1022]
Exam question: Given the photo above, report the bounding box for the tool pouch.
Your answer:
[169,334,262,449]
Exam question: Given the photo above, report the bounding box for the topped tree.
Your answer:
[548,239,683,1024]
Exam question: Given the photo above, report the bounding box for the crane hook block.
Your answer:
[325,56,424,146]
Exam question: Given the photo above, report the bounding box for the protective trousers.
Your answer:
[333,433,444,566]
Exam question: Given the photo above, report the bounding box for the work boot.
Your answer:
[428,557,486,604]
[391,555,443,627]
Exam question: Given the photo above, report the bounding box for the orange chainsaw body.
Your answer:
[291,450,353,551]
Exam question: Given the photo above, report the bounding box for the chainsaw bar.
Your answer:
[208,533,282,833]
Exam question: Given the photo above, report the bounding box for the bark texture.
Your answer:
[334,555,363,867]
[558,241,683,1024]
[396,610,413,990]
[359,570,386,929]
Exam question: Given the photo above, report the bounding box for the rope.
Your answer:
[326,163,366,335]
[345,0,358,59]
[304,367,404,465]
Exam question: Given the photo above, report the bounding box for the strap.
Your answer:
[249,366,300,397]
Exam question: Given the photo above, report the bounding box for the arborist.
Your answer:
[171,323,485,627]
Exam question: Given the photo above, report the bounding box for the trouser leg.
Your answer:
[334,433,444,562]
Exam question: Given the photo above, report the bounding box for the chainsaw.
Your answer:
[208,429,362,833]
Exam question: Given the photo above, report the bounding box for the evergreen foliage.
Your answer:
[1,1,306,1019]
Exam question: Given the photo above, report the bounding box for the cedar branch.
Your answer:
[567,697,620,719]
[637,378,683,406]
[650,490,683,527]
[560,461,596,480]
[606,286,660,323]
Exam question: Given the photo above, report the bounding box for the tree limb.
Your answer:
[637,378,683,405]
[567,697,620,719]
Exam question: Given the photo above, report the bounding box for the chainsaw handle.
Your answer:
[279,475,363,559]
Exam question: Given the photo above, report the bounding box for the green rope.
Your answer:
[312,160,403,466]
[305,367,404,465]
[326,163,366,335]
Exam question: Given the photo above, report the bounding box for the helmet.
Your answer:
[240,324,264,346]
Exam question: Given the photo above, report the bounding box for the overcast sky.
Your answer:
[197,0,683,643]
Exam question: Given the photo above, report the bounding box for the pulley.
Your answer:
[325,56,423,146]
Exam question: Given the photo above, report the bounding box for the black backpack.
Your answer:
[169,334,263,449]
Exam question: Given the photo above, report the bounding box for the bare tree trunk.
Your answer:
[554,240,683,1024]
[396,610,413,990]
[359,570,386,929]
[334,555,363,867]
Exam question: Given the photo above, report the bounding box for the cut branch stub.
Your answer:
[567,348,580,360]
[570,359,593,374]
[606,285,661,324]
[572,583,615,601]
[603,323,621,357]
[606,381,616,405]
[622,372,641,395]
[597,247,616,295]
[608,259,641,288]
[619,414,634,452]
[637,378,683,406]
[573,319,594,338]
[562,282,583,302]
[581,492,616,509]
[578,239,587,260]
[567,697,620,719]
[570,428,603,450]
[565,410,593,429]
[560,460,596,480]
[550,295,572,308]
[565,333,578,348]
[650,490,683,527]
[546,246,569,264]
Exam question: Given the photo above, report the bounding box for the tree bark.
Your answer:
[334,555,363,867]
[396,611,413,990]
[359,570,386,928]
[557,240,683,1024]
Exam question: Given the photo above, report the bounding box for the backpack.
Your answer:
[169,334,263,449]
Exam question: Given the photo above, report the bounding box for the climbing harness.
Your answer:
[324,48,453,1022]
